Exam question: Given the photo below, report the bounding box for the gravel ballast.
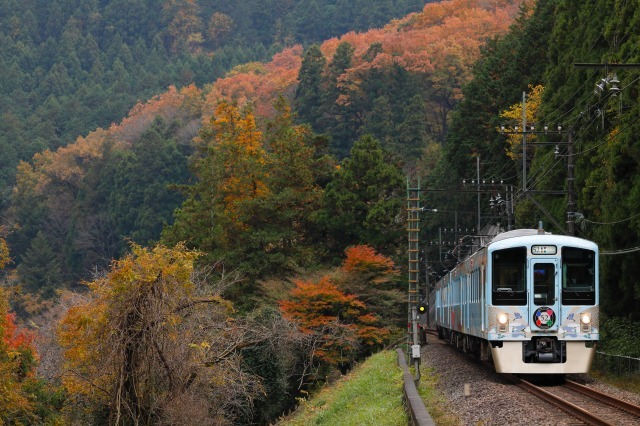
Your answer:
[420,335,640,425]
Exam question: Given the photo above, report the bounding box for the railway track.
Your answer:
[423,328,640,425]
[505,375,640,425]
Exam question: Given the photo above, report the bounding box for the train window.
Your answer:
[562,247,596,305]
[492,247,527,305]
[533,263,555,305]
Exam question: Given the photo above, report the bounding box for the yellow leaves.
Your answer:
[203,101,272,234]
[188,341,210,351]
[500,84,544,160]
[188,340,211,361]
[58,243,203,403]
[207,12,234,45]
[0,236,9,270]
[607,126,621,145]
[227,62,267,77]
[166,313,182,327]
[212,100,264,157]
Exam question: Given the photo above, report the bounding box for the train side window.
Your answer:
[561,247,595,305]
[492,247,527,306]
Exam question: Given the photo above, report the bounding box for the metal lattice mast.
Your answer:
[407,178,421,377]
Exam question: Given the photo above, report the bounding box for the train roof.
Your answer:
[488,229,598,251]
[490,229,547,242]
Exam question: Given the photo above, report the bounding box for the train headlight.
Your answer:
[497,313,509,332]
[580,313,591,332]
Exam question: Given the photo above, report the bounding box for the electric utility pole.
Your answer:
[406,178,421,381]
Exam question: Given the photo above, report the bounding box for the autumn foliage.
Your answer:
[0,238,60,424]
[342,244,398,276]
[0,294,39,424]
[279,276,388,367]
[334,245,403,329]
[500,84,544,159]
[57,243,272,424]
[204,46,303,118]
[205,0,524,119]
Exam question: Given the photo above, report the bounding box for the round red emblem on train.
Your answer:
[533,307,556,329]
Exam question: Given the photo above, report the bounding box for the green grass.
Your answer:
[278,350,407,426]
[414,366,461,425]
[589,370,640,394]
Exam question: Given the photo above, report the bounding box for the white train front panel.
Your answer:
[433,230,599,374]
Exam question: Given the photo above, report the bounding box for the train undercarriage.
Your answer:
[434,326,595,374]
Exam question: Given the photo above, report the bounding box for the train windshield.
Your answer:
[533,263,555,305]
[562,247,596,305]
[492,247,527,305]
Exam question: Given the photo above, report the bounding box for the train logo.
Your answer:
[533,307,556,329]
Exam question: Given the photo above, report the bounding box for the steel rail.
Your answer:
[504,375,613,426]
[564,379,640,417]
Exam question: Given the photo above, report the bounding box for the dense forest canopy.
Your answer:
[433,0,640,319]
[3,0,640,423]
[4,0,522,290]
[0,0,428,192]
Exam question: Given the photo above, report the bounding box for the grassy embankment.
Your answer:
[413,365,460,425]
[278,348,464,425]
[278,350,407,425]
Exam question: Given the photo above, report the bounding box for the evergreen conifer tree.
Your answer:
[18,231,63,298]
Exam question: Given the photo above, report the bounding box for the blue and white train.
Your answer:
[423,228,599,374]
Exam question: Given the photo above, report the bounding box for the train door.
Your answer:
[528,258,560,331]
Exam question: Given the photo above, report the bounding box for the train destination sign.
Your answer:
[531,245,557,255]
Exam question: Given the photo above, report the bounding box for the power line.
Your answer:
[601,246,640,255]
[573,112,640,156]
[581,212,640,225]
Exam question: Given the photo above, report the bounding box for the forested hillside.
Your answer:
[0,0,427,191]
[7,0,640,423]
[0,0,526,422]
[429,0,640,320]
[5,0,522,296]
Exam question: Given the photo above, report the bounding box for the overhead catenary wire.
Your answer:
[573,112,640,157]
[536,1,640,128]
[601,246,640,255]
[582,212,640,225]
[464,5,640,241]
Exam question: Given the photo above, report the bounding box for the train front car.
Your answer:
[487,230,599,374]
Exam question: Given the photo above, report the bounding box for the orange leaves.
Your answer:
[203,101,269,230]
[2,312,35,355]
[14,84,203,212]
[204,46,303,119]
[280,276,364,327]
[279,276,387,366]
[322,0,522,75]
[0,288,40,421]
[342,245,397,276]
[111,84,204,143]
[203,0,523,126]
